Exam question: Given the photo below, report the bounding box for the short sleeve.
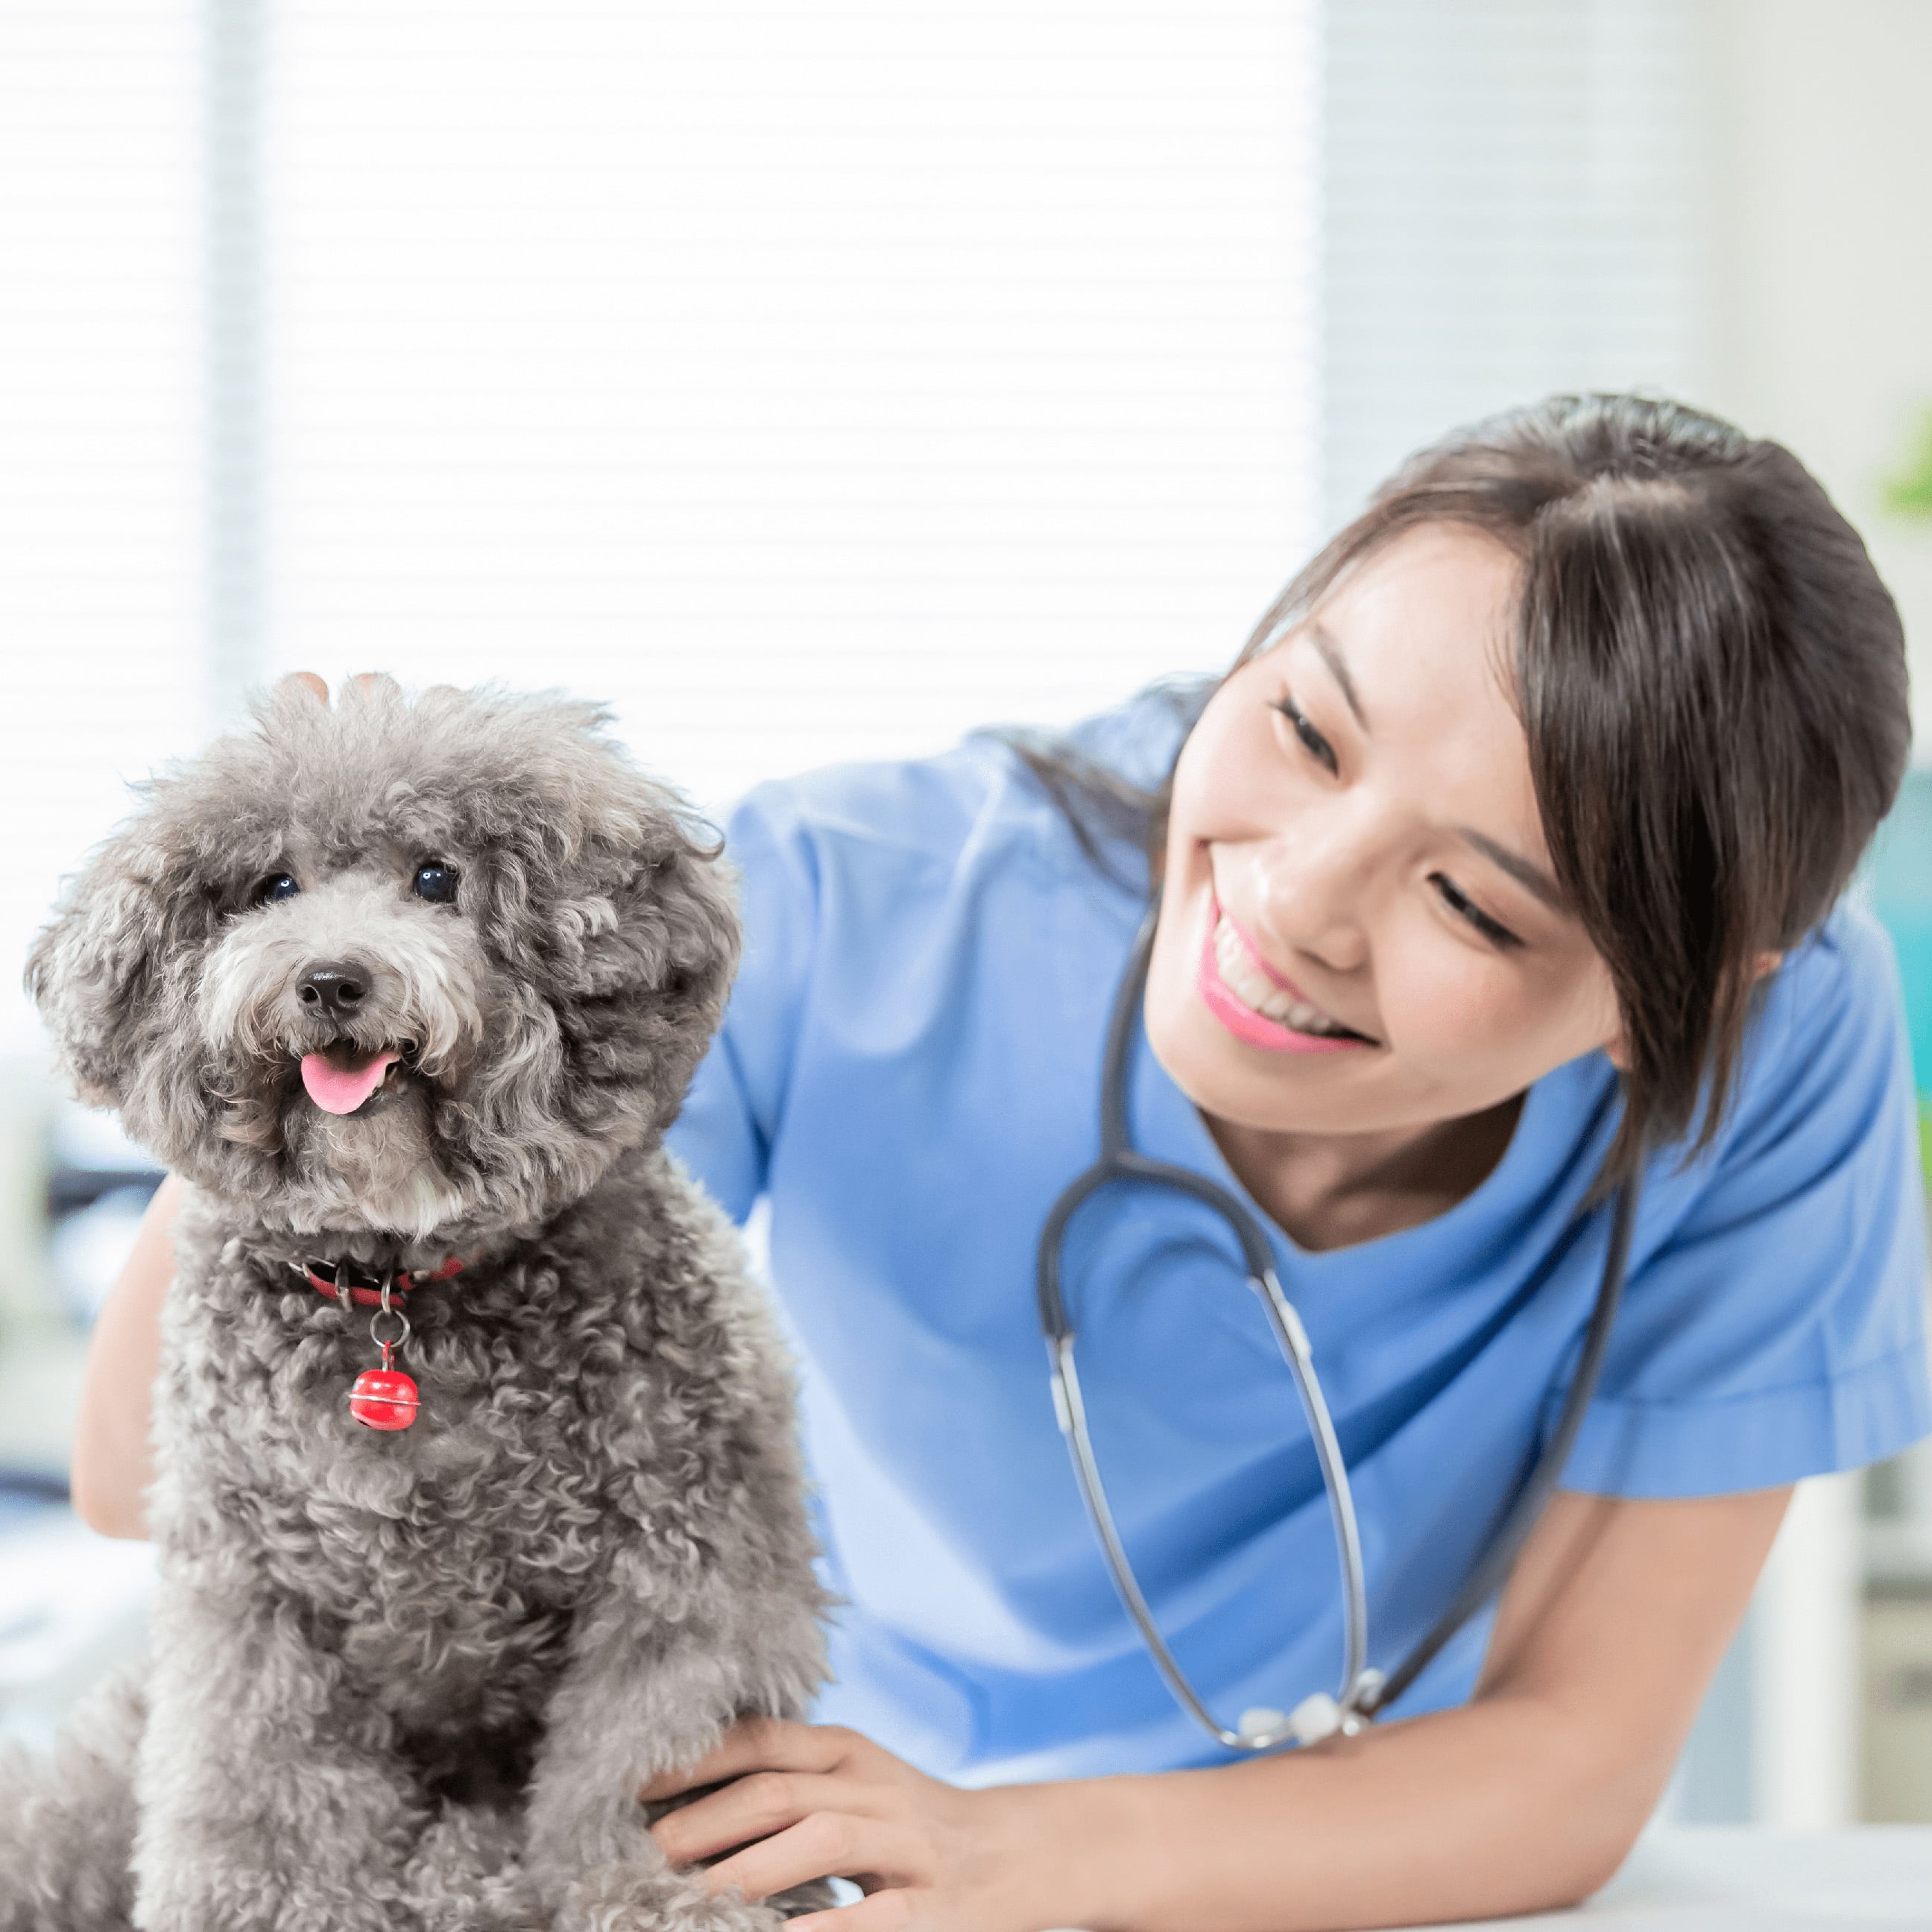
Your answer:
[1556,905,1932,1498]
[665,784,821,1226]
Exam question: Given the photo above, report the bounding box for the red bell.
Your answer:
[349,1367,420,1431]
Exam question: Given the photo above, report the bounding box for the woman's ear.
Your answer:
[1591,961,1632,1073]
[1602,950,1784,1077]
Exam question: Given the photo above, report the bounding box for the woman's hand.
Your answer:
[641,1719,1087,1932]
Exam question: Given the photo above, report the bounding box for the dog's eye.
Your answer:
[252,873,300,906]
[411,861,458,904]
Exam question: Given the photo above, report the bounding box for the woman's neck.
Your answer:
[1200,1092,1525,1254]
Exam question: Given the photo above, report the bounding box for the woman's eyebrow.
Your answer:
[1309,623,1368,730]
[1458,827,1566,912]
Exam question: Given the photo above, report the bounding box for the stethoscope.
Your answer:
[1036,900,1639,1752]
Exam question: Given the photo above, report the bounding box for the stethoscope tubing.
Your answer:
[1038,898,1637,1748]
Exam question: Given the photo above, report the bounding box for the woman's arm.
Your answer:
[645,1480,1793,1932]
[69,1172,180,1538]
[1093,1481,1793,1931]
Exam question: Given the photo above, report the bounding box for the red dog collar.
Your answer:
[292,1253,466,1308]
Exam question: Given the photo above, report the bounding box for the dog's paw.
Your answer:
[410,1805,545,1932]
[554,1862,786,1932]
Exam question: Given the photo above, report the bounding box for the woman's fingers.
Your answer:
[787,1895,914,1932]
[271,670,399,705]
[640,1718,855,1801]
[650,1769,853,1866]
[699,1809,915,1904]
[640,1727,991,1928]
[787,1891,916,1932]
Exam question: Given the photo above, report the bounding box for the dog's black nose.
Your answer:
[298,962,368,1020]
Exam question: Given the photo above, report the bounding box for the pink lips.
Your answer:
[1196,900,1375,1056]
[300,1049,401,1115]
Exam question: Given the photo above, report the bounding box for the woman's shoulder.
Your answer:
[1569,893,1929,1497]
[1785,895,1904,1001]
[675,689,1185,1215]
[726,735,1011,876]
[1517,899,1913,1231]
[1635,894,1918,1224]
[721,679,1200,897]
[1730,897,1910,1116]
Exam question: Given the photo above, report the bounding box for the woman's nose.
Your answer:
[1249,824,1372,975]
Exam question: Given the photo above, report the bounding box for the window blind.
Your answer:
[261,1,1322,811]
[0,6,201,1055]
[1322,0,1702,526]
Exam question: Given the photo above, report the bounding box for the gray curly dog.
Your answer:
[1,679,833,1932]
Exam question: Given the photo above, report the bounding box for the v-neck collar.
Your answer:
[1126,1000,1586,1279]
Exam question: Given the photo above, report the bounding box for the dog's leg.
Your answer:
[405,1800,546,1932]
[525,1700,793,1932]
[523,1565,827,1932]
[131,1589,436,1932]
[0,1667,145,1932]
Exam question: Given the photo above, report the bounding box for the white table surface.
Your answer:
[1401,1827,1932,1928]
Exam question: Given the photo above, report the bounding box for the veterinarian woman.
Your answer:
[75,395,1932,1931]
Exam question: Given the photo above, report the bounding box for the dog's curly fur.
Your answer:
[1,680,832,1932]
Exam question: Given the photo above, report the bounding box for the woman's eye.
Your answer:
[1271,695,1336,774]
[411,860,458,903]
[1430,874,1521,950]
[251,873,300,906]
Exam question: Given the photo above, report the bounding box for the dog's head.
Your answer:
[27,678,739,1241]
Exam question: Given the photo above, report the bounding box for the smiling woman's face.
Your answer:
[1146,522,1624,1143]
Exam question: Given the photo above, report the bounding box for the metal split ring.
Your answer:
[369,1306,410,1352]
[369,1277,411,1353]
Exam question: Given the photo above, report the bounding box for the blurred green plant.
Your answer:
[1881,406,1932,521]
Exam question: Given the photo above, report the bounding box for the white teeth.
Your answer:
[1212,916,1360,1038]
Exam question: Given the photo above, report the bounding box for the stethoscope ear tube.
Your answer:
[1038,894,1643,1749]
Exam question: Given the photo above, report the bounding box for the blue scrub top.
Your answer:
[666,686,1932,1787]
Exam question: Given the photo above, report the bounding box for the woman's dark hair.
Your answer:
[1012,392,1911,1184]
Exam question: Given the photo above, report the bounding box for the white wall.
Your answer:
[1694,0,1932,757]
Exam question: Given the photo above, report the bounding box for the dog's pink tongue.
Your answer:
[300,1050,400,1116]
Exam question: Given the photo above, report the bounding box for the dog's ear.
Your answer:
[464,708,743,1143]
[25,812,221,1120]
[543,793,742,1139]
[595,810,743,1101]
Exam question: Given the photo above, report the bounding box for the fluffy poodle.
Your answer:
[1,679,831,1932]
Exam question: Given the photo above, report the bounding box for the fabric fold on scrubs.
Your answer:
[667,685,1932,1787]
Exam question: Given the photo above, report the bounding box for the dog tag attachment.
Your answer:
[350,1366,419,1430]
[350,1283,419,1430]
